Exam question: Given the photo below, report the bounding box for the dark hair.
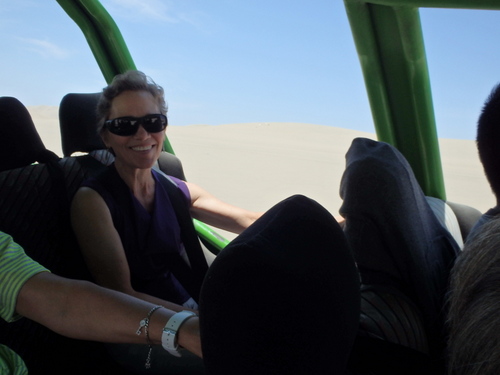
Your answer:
[447,217,500,374]
[477,83,500,205]
[96,70,168,134]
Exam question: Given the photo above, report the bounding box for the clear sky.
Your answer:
[1,1,500,140]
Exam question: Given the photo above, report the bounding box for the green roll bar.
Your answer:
[56,0,136,83]
[56,0,229,251]
[56,0,176,154]
[344,0,500,199]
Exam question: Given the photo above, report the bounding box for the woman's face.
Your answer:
[102,90,166,171]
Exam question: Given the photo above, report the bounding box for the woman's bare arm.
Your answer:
[16,271,202,357]
[186,182,263,234]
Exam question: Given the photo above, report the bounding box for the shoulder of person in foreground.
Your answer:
[447,217,500,375]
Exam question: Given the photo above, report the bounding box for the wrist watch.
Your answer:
[161,310,197,357]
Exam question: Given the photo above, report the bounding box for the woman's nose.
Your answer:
[134,124,150,139]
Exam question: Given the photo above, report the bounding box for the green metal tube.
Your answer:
[57,0,136,83]
[344,1,396,144]
[346,0,500,9]
[344,1,446,199]
[72,0,137,78]
[194,220,230,252]
[56,0,117,81]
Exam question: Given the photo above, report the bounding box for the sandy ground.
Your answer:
[28,106,494,241]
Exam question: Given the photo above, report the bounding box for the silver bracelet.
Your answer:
[161,310,197,357]
[137,305,163,369]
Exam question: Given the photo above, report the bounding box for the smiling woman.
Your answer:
[70,70,263,373]
[101,90,167,175]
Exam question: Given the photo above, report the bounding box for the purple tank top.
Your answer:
[81,164,193,304]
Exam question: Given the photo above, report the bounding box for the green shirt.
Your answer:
[0,232,49,374]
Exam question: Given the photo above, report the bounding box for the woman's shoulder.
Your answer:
[75,165,124,210]
[152,169,191,204]
[82,164,117,187]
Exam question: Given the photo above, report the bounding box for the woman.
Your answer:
[71,70,263,373]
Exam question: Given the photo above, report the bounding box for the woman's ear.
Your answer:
[100,132,111,148]
[100,132,115,155]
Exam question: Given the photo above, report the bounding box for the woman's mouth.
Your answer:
[131,145,154,151]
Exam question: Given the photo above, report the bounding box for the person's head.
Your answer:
[477,83,500,205]
[97,71,168,169]
[447,217,500,375]
[96,70,167,134]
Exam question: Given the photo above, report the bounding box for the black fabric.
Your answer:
[199,195,360,375]
[156,174,209,300]
[0,162,113,374]
[92,165,208,302]
[59,92,105,156]
[348,336,441,375]
[0,152,127,374]
[0,96,134,374]
[339,137,460,363]
[357,284,428,354]
[0,96,59,171]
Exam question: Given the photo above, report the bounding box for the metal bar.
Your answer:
[345,1,446,198]
[56,0,117,82]
[347,0,500,10]
[72,0,137,78]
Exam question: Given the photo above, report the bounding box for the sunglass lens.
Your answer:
[111,118,138,136]
[106,114,167,136]
[143,115,167,133]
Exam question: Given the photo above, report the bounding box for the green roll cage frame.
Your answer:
[55,0,500,250]
[343,0,500,200]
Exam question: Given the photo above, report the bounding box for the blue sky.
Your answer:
[1,1,500,140]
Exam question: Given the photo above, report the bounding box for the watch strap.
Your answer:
[161,310,197,357]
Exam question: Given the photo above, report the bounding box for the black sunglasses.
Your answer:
[104,114,168,136]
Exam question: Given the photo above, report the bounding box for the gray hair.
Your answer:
[447,217,500,374]
[96,70,168,134]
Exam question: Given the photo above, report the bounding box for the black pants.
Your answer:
[200,194,361,375]
[199,138,460,374]
[339,138,460,361]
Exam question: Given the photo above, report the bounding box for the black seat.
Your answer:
[59,92,105,156]
[0,98,127,374]
[445,200,482,242]
[0,96,59,171]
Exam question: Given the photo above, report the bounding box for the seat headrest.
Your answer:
[59,92,106,156]
[0,97,59,172]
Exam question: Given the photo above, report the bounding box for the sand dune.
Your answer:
[27,105,494,241]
